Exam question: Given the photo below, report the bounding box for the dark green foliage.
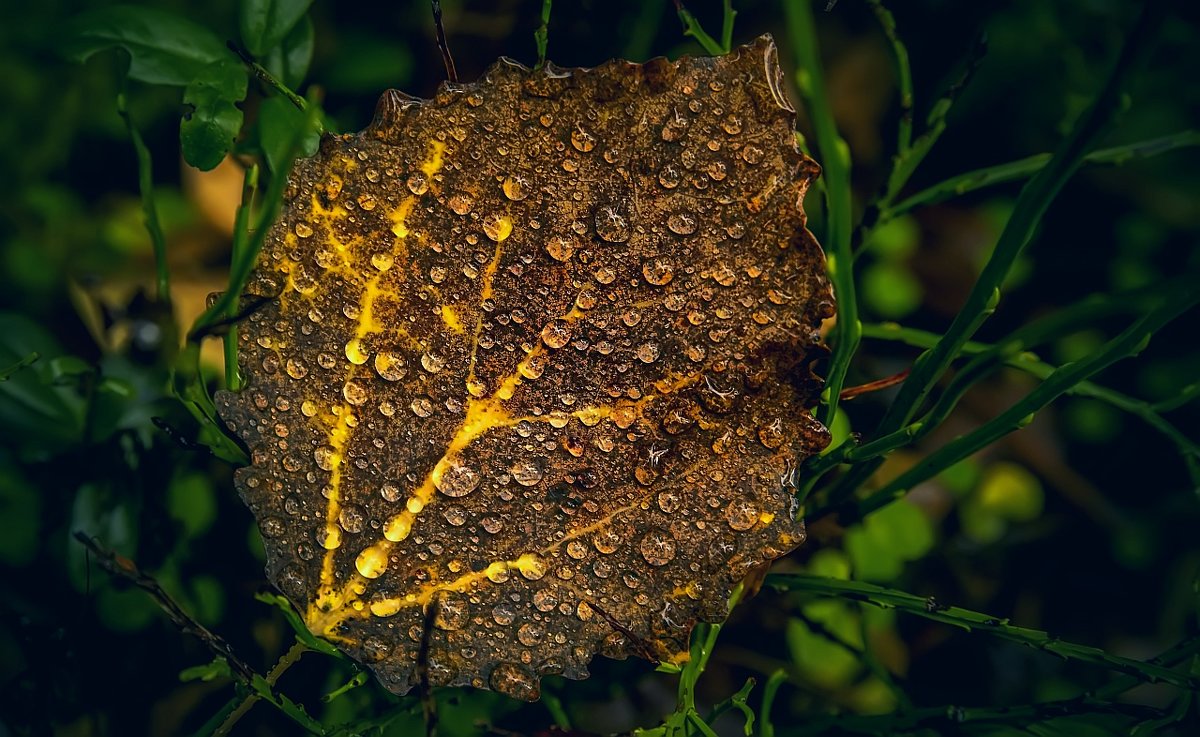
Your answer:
[2,1,1198,735]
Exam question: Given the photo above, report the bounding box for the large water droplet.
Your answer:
[483,213,513,242]
[726,499,759,530]
[594,206,629,243]
[545,235,575,262]
[434,593,470,630]
[667,211,697,235]
[635,342,661,363]
[570,125,596,153]
[658,164,681,189]
[502,174,531,201]
[642,258,675,286]
[540,319,573,349]
[437,461,480,497]
[374,351,407,381]
[406,172,429,195]
[511,459,544,487]
[342,380,369,405]
[489,662,539,701]
[639,528,676,566]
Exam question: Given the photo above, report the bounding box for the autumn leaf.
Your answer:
[217,34,833,702]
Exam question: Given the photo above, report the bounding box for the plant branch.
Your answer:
[826,282,1199,523]
[887,129,1200,219]
[765,574,1200,690]
[74,532,256,680]
[227,41,309,114]
[828,1,1169,503]
[224,164,259,391]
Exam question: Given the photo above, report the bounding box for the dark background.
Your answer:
[1,0,1198,735]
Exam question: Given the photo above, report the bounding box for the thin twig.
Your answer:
[839,369,910,400]
[73,532,256,680]
[227,41,309,113]
[431,1,458,83]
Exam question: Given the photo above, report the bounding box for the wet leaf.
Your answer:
[62,5,230,86]
[181,59,248,171]
[217,36,833,701]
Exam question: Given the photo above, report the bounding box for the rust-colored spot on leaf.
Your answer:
[217,34,834,701]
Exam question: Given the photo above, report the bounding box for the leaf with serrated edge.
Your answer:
[217,36,833,702]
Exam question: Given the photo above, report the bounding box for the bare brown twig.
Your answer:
[73,532,257,681]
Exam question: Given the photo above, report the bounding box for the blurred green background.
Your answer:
[1,0,1198,735]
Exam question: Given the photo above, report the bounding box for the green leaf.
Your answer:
[62,5,230,86]
[181,59,248,171]
[0,462,40,567]
[263,15,314,90]
[0,313,87,457]
[239,0,314,57]
[862,261,922,319]
[257,95,320,173]
[180,657,233,683]
[168,472,218,538]
[845,499,934,582]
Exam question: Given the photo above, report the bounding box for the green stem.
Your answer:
[214,641,308,737]
[0,352,39,382]
[829,1,1168,503]
[224,164,259,392]
[759,669,787,737]
[674,0,727,55]
[542,688,571,731]
[802,283,1160,501]
[859,321,1200,480]
[765,574,1200,691]
[856,604,912,709]
[866,1,913,154]
[191,95,321,339]
[228,41,311,117]
[887,129,1200,219]
[117,91,170,308]
[720,0,736,54]
[534,0,551,69]
[784,0,857,429]
[834,283,1199,523]
[1153,379,1200,413]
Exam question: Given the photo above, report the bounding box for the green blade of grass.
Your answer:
[784,0,857,429]
[887,129,1200,219]
[765,574,1200,690]
[824,0,1170,505]
[833,281,1199,523]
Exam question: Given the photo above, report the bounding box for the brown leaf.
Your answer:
[216,34,833,701]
